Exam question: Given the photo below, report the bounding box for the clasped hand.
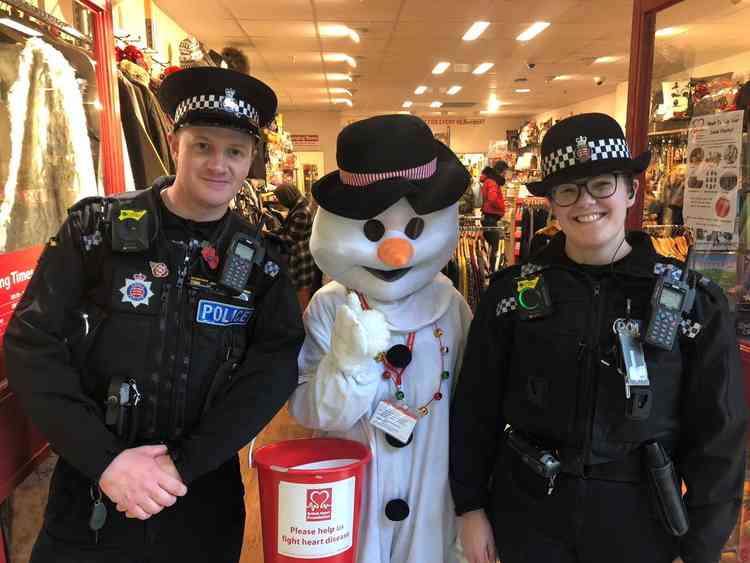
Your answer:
[99,444,187,520]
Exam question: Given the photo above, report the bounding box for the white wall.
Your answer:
[281,111,342,175]
[533,81,629,131]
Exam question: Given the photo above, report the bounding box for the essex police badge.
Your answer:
[223,88,240,113]
[120,273,154,308]
[575,136,591,163]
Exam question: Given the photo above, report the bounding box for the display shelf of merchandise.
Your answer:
[264,113,297,185]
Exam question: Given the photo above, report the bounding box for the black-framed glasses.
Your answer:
[549,173,620,207]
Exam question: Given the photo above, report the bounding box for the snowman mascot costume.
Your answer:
[289,114,473,563]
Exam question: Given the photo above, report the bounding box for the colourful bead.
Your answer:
[433,328,444,338]
[418,406,429,417]
[382,372,391,380]
[441,371,450,380]
[434,392,443,401]
[395,390,405,401]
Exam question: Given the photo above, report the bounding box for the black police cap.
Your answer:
[159,67,277,136]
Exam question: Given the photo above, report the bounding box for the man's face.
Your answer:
[168,125,255,213]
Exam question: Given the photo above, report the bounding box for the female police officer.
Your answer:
[451,113,747,563]
[4,67,304,562]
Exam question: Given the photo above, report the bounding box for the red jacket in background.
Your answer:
[481,175,505,216]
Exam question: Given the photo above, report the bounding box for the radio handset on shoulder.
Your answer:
[644,244,696,351]
[218,216,266,295]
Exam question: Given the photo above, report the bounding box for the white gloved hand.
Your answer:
[330,292,390,374]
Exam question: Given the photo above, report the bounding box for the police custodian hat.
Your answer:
[159,67,277,136]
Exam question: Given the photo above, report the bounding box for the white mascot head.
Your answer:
[310,115,470,302]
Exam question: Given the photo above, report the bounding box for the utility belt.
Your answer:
[504,428,689,537]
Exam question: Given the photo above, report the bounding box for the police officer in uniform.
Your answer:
[451,113,747,563]
[4,67,304,562]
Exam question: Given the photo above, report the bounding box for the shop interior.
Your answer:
[2,0,750,561]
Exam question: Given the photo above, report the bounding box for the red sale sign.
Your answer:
[0,245,43,345]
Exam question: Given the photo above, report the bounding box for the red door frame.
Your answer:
[0,3,124,561]
[625,0,683,229]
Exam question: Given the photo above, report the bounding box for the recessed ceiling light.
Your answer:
[327,73,352,81]
[446,85,462,95]
[414,85,428,95]
[515,88,531,93]
[516,21,550,42]
[462,21,490,41]
[402,100,413,108]
[430,101,443,108]
[329,88,353,95]
[321,24,360,43]
[432,62,451,74]
[655,26,687,37]
[0,18,42,36]
[332,98,353,106]
[472,62,494,75]
[488,94,502,112]
[324,53,357,67]
[594,56,620,64]
[553,74,573,81]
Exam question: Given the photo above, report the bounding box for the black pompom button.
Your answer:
[385,432,413,448]
[385,499,410,521]
[386,344,412,369]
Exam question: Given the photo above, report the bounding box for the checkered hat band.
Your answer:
[174,94,260,127]
[339,158,437,187]
[542,138,631,175]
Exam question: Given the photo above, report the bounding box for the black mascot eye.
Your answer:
[364,219,385,242]
[405,217,425,240]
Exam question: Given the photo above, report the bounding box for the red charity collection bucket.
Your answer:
[254,437,372,563]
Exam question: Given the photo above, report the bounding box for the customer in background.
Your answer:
[480,160,508,270]
[274,183,317,310]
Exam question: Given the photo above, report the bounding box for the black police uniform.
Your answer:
[4,175,304,562]
[450,231,747,563]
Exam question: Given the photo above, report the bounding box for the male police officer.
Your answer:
[5,67,304,562]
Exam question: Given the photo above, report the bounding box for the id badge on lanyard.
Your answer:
[613,318,650,399]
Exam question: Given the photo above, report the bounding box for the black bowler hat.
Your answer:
[312,114,470,220]
[528,113,651,197]
[158,67,277,136]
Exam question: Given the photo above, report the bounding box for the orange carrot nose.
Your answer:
[377,238,414,268]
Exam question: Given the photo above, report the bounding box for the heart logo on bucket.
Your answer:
[306,488,333,521]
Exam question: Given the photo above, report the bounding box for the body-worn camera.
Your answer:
[514,273,554,320]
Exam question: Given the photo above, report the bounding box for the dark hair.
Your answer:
[274,183,302,209]
[493,160,509,174]
[221,47,250,74]
[481,166,494,176]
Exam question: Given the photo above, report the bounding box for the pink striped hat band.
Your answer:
[338,157,437,187]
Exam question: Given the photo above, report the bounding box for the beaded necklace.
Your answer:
[356,292,450,418]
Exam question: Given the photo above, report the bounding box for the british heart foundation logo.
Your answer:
[306,488,332,521]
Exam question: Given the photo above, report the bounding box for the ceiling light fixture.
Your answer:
[488,93,502,112]
[414,85,428,95]
[462,21,490,41]
[0,18,42,36]
[327,73,352,81]
[324,53,357,67]
[430,101,443,108]
[515,88,531,93]
[446,85,462,95]
[655,26,687,37]
[321,24,360,43]
[516,21,550,42]
[432,61,451,74]
[329,88,353,96]
[332,98,353,106]
[553,74,572,81]
[402,100,413,108]
[472,62,494,75]
[594,55,620,64]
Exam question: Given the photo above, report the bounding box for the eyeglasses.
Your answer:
[549,173,620,207]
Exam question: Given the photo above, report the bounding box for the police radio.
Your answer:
[645,246,696,351]
[515,273,554,320]
[219,218,266,294]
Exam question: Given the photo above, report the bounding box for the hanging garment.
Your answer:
[0,38,97,252]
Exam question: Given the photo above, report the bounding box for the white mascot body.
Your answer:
[289,114,473,563]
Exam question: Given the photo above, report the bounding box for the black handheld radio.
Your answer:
[218,217,266,294]
[644,245,696,351]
